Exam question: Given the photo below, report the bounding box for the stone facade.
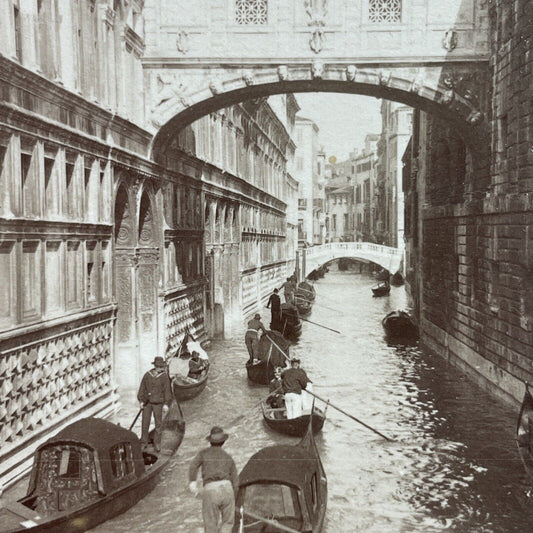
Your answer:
[0,0,298,490]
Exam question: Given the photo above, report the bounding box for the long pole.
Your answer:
[227,385,282,427]
[304,389,394,442]
[129,407,143,431]
[300,317,341,334]
[242,510,301,533]
[265,335,393,441]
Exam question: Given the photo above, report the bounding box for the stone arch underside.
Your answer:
[149,63,489,160]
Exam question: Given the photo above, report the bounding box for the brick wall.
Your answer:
[414,0,533,404]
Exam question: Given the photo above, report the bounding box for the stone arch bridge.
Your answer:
[142,0,490,158]
[300,242,404,279]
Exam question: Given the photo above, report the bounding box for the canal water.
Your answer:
[5,271,533,532]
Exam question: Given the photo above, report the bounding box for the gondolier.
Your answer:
[244,313,266,364]
[137,356,172,452]
[189,426,239,533]
[280,277,296,304]
[266,288,282,330]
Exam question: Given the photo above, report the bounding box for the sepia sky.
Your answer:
[295,92,382,161]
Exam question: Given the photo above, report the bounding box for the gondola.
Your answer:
[295,296,313,316]
[168,331,209,401]
[0,403,185,533]
[280,303,302,340]
[517,383,533,484]
[246,330,290,385]
[381,310,418,339]
[371,281,390,297]
[261,400,327,437]
[234,413,327,532]
[296,281,316,303]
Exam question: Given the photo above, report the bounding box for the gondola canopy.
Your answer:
[239,445,318,489]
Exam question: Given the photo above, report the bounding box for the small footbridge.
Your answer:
[299,242,404,278]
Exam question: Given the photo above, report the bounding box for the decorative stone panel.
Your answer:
[164,286,205,355]
[0,316,114,452]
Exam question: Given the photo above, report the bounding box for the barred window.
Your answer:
[235,0,267,25]
[368,0,401,23]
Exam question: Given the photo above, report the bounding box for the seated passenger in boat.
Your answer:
[267,368,285,409]
[188,351,208,379]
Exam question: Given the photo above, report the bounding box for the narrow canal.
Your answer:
[89,270,533,531]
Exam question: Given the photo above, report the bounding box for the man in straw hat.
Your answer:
[137,356,172,452]
[189,426,239,533]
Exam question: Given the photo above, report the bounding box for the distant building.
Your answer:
[325,134,379,243]
[353,134,379,241]
[294,117,324,246]
[375,101,413,248]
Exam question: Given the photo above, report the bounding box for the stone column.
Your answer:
[0,0,17,60]
[19,0,39,71]
[57,0,76,89]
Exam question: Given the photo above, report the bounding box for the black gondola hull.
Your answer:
[0,410,185,533]
[171,370,209,401]
[382,311,418,339]
[262,405,326,437]
[246,360,274,385]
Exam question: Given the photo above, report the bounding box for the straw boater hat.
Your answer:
[206,426,228,444]
[152,356,166,368]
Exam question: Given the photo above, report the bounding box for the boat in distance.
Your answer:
[168,331,209,401]
[0,403,185,533]
[371,281,390,297]
[234,415,327,532]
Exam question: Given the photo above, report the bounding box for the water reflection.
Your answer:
[87,270,533,532]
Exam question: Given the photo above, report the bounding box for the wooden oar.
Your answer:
[241,509,300,533]
[227,386,282,427]
[303,389,394,442]
[299,316,341,334]
[129,407,143,431]
[264,335,393,441]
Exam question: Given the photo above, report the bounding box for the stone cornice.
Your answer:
[142,57,490,68]
[0,56,152,153]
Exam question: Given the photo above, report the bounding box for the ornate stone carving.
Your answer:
[409,73,423,94]
[243,71,255,86]
[305,0,328,54]
[277,65,289,81]
[311,60,324,79]
[309,28,324,53]
[305,0,328,26]
[209,79,223,95]
[442,29,458,51]
[345,65,357,82]
[378,70,391,86]
[0,320,113,448]
[151,73,191,127]
[176,30,190,54]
